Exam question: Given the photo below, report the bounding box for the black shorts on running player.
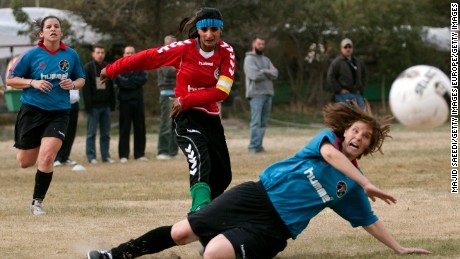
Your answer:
[14,104,69,149]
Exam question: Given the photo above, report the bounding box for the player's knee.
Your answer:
[202,247,218,259]
[203,245,236,259]
[170,229,188,245]
[40,153,55,167]
[203,235,235,259]
[171,222,193,245]
[17,159,33,168]
[17,155,34,168]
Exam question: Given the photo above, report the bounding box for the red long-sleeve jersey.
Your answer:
[106,38,235,116]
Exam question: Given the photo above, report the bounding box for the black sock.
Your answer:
[110,226,176,258]
[32,170,53,202]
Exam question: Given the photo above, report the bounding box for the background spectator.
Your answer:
[82,44,116,164]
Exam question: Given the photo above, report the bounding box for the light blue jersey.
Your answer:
[8,41,85,110]
[259,130,378,239]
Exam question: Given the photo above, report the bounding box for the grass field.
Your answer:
[0,119,458,259]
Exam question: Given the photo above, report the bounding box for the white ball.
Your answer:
[389,65,451,130]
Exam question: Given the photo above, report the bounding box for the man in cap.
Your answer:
[327,38,367,109]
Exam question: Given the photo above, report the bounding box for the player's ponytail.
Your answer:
[176,17,197,39]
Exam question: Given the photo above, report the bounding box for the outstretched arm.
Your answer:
[320,142,396,204]
[363,220,431,254]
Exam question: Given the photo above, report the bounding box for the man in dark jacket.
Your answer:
[326,38,367,109]
[116,46,149,163]
[82,43,116,164]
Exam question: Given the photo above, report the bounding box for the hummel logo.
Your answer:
[199,61,213,66]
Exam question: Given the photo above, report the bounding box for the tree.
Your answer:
[11,0,448,114]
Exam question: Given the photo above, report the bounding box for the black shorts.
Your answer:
[188,181,291,259]
[14,104,69,149]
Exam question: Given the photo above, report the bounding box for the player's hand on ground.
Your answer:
[100,68,108,84]
[398,247,431,254]
[364,183,397,205]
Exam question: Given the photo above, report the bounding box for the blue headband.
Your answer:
[196,19,224,30]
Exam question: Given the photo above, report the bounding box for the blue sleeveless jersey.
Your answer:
[259,130,378,239]
[9,43,85,110]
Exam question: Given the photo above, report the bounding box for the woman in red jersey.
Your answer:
[100,7,235,213]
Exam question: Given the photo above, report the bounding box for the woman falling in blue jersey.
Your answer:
[6,16,86,215]
[88,101,430,259]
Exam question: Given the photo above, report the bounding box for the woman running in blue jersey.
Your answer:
[6,16,86,215]
[87,102,431,259]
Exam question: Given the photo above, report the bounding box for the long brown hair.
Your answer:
[323,101,392,157]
